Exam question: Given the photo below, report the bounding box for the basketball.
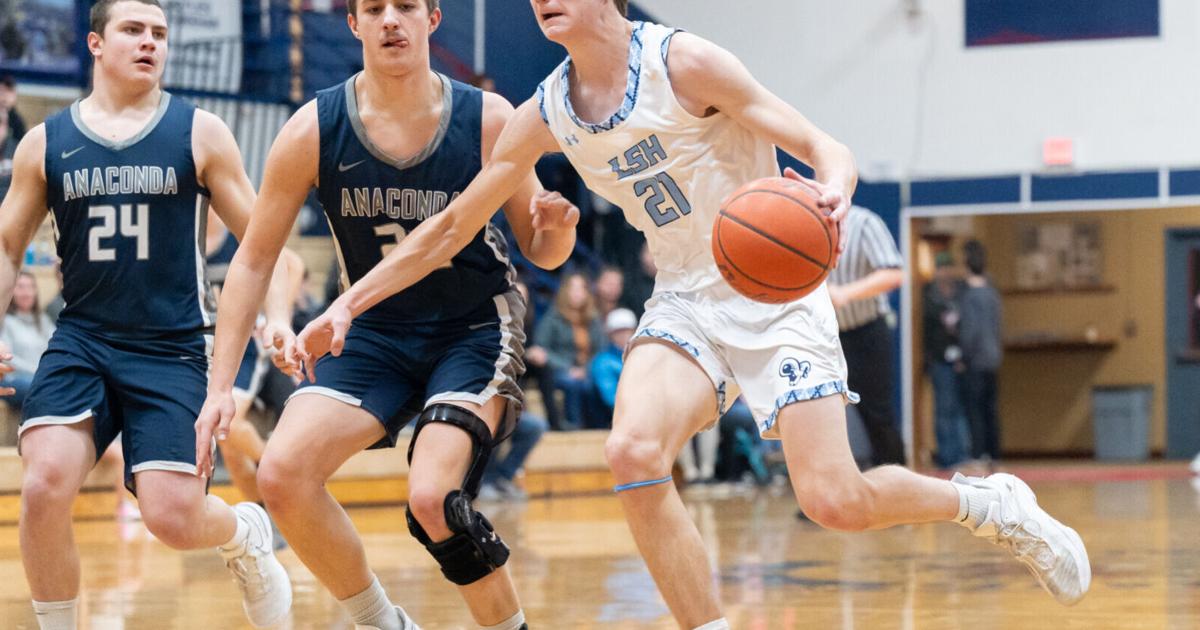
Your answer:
[712,176,838,304]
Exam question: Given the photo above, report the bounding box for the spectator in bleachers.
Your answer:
[923,252,970,468]
[0,75,19,203]
[533,271,606,429]
[621,241,656,318]
[960,240,1003,463]
[0,271,54,407]
[0,74,25,142]
[590,307,637,426]
[715,397,772,485]
[594,265,624,320]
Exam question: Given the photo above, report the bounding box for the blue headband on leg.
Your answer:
[613,475,673,493]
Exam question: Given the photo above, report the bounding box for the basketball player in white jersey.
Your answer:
[294,1,1091,627]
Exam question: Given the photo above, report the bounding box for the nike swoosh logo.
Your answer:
[338,160,366,172]
[468,322,493,330]
[61,147,85,159]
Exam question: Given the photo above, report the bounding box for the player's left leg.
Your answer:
[115,335,291,627]
[133,469,291,625]
[775,396,1091,605]
[407,396,526,629]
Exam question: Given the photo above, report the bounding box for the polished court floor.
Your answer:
[1,477,1197,629]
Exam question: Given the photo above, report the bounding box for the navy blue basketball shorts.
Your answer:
[233,337,268,402]
[288,289,527,449]
[18,323,211,494]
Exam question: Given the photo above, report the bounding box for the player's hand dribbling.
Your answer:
[194,389,236,479]
[262,318,302,378]
[294,300,353,383]
[530,190,580,231]
[782,167,851,263]
[0,340,15,396]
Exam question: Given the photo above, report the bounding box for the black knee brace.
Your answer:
[405,404,510,585]
[406,491,510,585]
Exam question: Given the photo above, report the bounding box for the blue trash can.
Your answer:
[1092,386,1152,461]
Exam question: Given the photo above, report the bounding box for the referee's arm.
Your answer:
[829,212,903,307]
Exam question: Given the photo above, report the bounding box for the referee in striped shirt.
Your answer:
[828,206,907,466]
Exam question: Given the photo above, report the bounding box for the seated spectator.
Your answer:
[594,265,624,320]
[1,271,54,407]
[533,271,606,429]
[477,412,549,501]
[715,398,771,485]
[590,307,637,427]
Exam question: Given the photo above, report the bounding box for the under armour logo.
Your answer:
[564,134,580,147]
[778,358,811,386]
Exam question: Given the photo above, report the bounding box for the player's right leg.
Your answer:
[16,324,114,630]
[604,340,728,629]
[257,393,418,630]
[19,421,97,630]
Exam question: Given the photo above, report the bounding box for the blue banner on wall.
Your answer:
[966,0,1159,47]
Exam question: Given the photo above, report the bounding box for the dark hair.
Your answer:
[963,240,987,275]
[347,0,439,17]
[90,0,164,36]
[0,74,14,88]
[613,0,628,16]
[597,264,623,279]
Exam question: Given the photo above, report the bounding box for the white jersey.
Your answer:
[537,21,779,296]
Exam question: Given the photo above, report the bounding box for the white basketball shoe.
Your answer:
[354,606,422,630]
[952,472,1091,605]
[221,502,293,627]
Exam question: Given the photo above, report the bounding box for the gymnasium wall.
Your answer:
[646,0,1200,177]
[968,206,1198,454]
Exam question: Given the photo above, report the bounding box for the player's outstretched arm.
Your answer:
[194,105,316,477]
[483,93,578,270]
[295,97,555,371]
[0,125,49,392]
[667,33,857,250]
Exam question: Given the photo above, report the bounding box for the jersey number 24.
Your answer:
[88,204,149,262]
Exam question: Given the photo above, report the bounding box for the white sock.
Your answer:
[341,576,401,630]
[218,507,250,555]
[694,619,730,630]
[32,598,78,630]
[952,483,999,530]
[482,610,525,630]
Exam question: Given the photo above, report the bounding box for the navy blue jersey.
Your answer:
[44,93,216,338]
[316,73,515,327]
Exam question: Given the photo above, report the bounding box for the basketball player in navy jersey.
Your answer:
[191,0,578,628]
[296,1,1091,628]
[0,1,296,627]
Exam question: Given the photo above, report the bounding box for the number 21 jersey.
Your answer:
[44,93,216,338]
[537,21,779,297]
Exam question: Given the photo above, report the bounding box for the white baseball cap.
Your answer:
[605,308,638,333]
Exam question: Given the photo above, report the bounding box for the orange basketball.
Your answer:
[712,176,838,304]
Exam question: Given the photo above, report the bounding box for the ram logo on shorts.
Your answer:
[778,358,812,387]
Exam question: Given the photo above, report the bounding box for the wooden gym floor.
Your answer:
[1,470,1197,629]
